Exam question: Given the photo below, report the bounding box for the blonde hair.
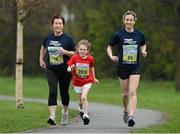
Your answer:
[122,10,137,21]
[77,39,91,52]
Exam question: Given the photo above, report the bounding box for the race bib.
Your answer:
[122,44,138,64]
[76,63,89,78]
[48,46,63,65]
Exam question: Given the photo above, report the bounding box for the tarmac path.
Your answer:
[0,95,165,133]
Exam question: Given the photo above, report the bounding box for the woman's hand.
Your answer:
[59,47,67,55]
[141,51,147,57]
[40,59,46,69]
[110,56,119,63]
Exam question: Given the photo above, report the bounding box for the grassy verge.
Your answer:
[0,100,77,133]
[0,76,180,132]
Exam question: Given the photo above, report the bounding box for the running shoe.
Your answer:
[127,118,135,127]
[47,118,56,125]
[123,111,129,123]
[83,114,90,125]
[61,110,69,126]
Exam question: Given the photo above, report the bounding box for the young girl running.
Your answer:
[67,39,98,125]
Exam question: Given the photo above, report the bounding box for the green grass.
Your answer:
[0,76,180,133]
[0,100,77,133]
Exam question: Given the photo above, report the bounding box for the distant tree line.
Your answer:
[0,0,179,81]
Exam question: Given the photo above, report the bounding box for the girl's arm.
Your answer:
[67,64,75,72]
[67,55,76,72]
[92,67,98,84]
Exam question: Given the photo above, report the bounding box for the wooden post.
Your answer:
[15,0,25,108]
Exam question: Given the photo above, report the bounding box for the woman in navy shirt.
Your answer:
[39,15,75,126]
[107,10,147,127]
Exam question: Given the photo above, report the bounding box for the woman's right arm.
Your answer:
[39,45,47,69]
[107,45,119,63]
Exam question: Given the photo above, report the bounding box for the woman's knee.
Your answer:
[61,94,69,106]
[62,99,69,106]
[122,92,129,98]
[49,90,57,98]
[129,90,136,97]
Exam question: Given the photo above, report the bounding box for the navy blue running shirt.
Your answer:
[108,29,145,69]
[43,33,75,70]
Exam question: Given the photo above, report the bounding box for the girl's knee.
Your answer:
[81,96,87,102]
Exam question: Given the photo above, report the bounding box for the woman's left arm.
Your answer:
[140,44,147,57]
[59,47,76,57]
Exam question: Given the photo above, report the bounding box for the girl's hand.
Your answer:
[94,78,99,84]
[67,64,75,72]
[67,66,71,72]
[70,64,75,70]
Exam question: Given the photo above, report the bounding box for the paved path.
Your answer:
[0,95,165,133]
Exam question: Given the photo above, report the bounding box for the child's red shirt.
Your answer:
[67,54,94,87]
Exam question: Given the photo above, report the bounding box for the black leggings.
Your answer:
[45,68,71,106]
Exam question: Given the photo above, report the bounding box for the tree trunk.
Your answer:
[16,0,25,108]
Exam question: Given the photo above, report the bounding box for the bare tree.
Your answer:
[15,0,25,109]
[15,0,41,108]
